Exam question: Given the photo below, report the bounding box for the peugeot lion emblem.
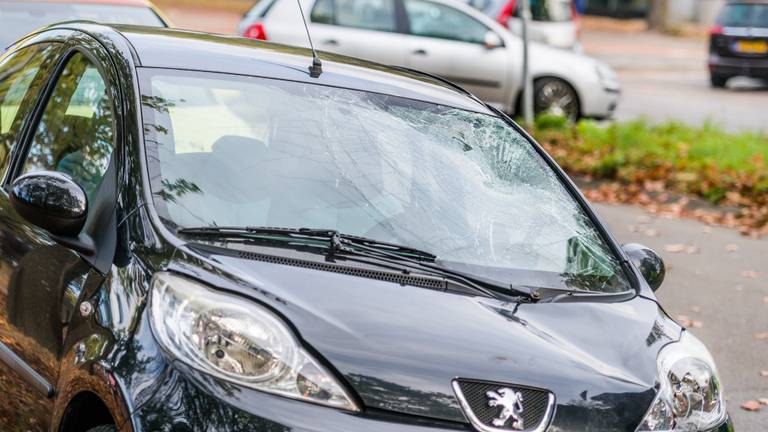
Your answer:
[486,388,525,430]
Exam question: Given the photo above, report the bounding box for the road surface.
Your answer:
[583,30,768,132]
[595,203,768,431]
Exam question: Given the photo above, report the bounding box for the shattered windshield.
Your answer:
[139,70,632,294]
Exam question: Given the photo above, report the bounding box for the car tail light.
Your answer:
[244,22,268,40]
[496,0,517,28]
[709,25,723,36]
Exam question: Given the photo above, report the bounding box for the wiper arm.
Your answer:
[177,226,537,301]
[177,226,437,260]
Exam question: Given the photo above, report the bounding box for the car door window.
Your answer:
[310,0,397,32]
[404,0,488,44]
[0,43,56,177]
[22,51,114,201]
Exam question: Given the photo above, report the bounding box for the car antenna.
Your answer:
[295,0,322,78]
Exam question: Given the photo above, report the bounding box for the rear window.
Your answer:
[717,3,768,27]
[0,2,165,48]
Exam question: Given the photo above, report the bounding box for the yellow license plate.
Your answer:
[735,40,768,54]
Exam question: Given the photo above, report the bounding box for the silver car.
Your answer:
[238,0,619,120]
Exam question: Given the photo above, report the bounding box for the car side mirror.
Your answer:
[484,31,504,49]
[10,171,94,254]
[622,243,665,291]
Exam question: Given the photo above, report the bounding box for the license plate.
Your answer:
[734,39,768,54]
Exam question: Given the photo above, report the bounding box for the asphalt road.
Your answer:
[595,203,768,431]
[582,30,768,132]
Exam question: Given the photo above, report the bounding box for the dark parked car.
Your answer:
[0,0,168,50]
[709,0,768,87]
[0,22,732,432]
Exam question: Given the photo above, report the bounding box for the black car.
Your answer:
[0,22,732,432]
[709,0,768,87]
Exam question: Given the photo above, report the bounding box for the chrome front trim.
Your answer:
[452,379,556,432]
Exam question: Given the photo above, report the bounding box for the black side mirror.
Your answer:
[622,243,665,291]
[10,171,94,254]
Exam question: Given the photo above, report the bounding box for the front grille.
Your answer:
[454,379,553,431]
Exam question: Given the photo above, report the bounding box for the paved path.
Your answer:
[583,30,768,133]
[595,203,768,431]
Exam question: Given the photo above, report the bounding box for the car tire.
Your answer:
[533,78,580,122]
[710,73,729,88]
[86,426,116,432]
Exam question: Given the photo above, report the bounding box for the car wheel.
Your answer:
[710,73,729,88]
[85,426,116,432]
[534,78,580,122]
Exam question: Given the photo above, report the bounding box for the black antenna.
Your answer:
[295,0,322,78]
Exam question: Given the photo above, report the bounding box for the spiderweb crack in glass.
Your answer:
[139,71,630,293]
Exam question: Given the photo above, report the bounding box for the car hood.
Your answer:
[176,245,681,431]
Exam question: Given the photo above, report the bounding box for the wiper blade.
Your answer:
[177,226,437,261]
[177,226,536,301]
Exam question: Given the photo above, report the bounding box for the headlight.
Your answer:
[595,62,620,91]
[636,331,726,431]
[149,272,358,411]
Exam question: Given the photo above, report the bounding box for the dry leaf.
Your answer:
[627,224,638,233]
[685,246,699,254]
[691,320,704,328]
[756,332,768,340]
[677,315,692,327]
[726,244,738,252]
[763,296,768,304]
[690,305,702,313]
[644,228,660,237]
[761,370,768,377]
[665,244,687,253]
[759,398,768,405]
[742,270,760,278]
[741,400,762,411]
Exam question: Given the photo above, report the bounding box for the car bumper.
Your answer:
[129,363,735,432]
[581,86,621,120]
[709,53,768,78]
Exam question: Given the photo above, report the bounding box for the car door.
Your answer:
[0,40,64,432]
[402,0,512,109]
[0,45,117,432]
[305,0,409,65]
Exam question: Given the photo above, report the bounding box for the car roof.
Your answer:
[0,0,151,5]
[97,24,494,115]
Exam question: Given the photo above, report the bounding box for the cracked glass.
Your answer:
[140,70,631,293]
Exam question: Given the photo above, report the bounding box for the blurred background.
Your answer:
[2,0,767,429]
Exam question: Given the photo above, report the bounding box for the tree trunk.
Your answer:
[648,0,670,30]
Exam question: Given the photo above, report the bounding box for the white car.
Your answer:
[464,0,581,50]
[239,0,620,120]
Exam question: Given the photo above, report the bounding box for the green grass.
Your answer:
[531,115,768,205]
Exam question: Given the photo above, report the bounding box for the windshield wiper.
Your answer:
[178,226,437,261]
[177,226,537,301]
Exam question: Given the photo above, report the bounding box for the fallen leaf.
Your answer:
[756,332,768,340]
[665,244,687,253]
[644,228,660,237]
[677,315,692,327]
[690,305,702,313]
[627,224,638,233]
[685,245,699,254]
[726,244,738,252]
[760,370,768,377]
[742,270,760,278]
[759,398,768,405]
[763,296,768,304]
[691,320,704,328]
[741,400,762,411]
